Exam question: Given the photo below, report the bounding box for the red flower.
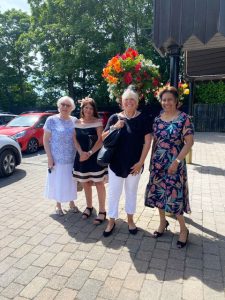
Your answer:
[136,76,142,82]
[152,78,159,87]
[143,71,149,78]
[178,82,183,88]
[135,62,141,72]
[126,48,139,58]
[124,72,133,84]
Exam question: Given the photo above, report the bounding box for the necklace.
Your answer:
[123,110,137,120]
[163,110,179,122]
[59,114,71,120]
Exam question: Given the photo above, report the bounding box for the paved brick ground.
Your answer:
[0,132,225,300]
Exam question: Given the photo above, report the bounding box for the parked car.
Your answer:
[0,135,22,177]
[98,111,112,128]
[0,112,54,153]
[0,113,17,128]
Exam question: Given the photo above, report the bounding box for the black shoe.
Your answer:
[93,212,107,225]
[177,229,189,248]
[103,223,115,237]
[128,226,138,235]
[153,220,169,238]
[82,207,93,219]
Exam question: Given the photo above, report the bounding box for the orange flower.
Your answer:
[107,75,118,84]
[102,67,111,78]
[113,61,123,73]
[108,56,119,67]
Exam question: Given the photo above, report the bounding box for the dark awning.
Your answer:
[185,48,225,80]
[153,0,225,56]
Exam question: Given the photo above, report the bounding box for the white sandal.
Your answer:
[55,208,64,216]
[68,206,79,213]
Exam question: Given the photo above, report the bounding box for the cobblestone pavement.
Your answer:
[0,132,225,300]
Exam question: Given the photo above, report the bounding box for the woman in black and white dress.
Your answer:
[73,97,108,224]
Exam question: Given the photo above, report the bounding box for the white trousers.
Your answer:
[108,167,142,218]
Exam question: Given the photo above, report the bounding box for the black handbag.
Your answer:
[97,128,121,167]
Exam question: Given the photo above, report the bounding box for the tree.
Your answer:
[0,9,39,112]
[27,0,169,108]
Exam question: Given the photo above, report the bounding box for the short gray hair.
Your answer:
[121,87,139,103]
[57,96,75,110]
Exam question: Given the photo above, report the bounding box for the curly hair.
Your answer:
[159,86,179,107]
[80,97,99,118]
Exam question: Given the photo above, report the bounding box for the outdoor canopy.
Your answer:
[153,0,225,55]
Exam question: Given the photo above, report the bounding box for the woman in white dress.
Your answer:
[43,96,78,215]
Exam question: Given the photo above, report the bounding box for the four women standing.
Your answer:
[44,85,194,248]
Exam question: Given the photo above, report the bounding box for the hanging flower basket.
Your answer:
[102,48,161,102]
[155,82,190,102]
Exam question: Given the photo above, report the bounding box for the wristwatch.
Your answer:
[175,158,181,163]
[88,150,93,156]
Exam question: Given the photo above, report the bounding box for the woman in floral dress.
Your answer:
[145,86,194,248]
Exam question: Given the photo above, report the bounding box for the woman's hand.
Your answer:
[113,119,125,129]
[48,157,54,169]
[79,151,90,162]
[130,161,143,176]
[168,160,179,175]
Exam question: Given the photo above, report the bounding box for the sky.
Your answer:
[0,0,30,13]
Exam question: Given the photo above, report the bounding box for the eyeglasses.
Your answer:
[60,103,71,108]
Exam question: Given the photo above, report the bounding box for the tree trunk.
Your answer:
[67,74,75,99]
[81,69,86,97]
[17,65,25,102]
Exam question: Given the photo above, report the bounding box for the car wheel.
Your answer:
[0,150,16,177]
[27,138,39,153]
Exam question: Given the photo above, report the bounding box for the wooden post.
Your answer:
[186,149,192,164]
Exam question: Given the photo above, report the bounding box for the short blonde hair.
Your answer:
[57,96,75,111]
[121,87,139,103]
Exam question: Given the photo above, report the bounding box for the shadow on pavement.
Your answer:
[0,168,26,187]
[22,148,45,158]
[193,165,225,176]
[195,132,225,144]
[50,211,225,292]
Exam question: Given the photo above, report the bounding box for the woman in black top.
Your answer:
[102,87,152,237]
[73,97,108,224]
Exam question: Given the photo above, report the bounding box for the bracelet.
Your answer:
[88,150,93,156]
[175,158,181,163]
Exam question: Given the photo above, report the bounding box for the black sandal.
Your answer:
[177,229,189,248]
[93,212,107,225]
[82,207,93,219]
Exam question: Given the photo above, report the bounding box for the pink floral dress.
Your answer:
[144,112,194,215]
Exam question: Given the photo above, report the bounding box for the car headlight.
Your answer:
[11,130,27,140]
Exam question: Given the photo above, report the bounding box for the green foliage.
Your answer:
[0,9,39,112]
[195,81,225,104]
[28,0,168,106]
[1,0,170,110]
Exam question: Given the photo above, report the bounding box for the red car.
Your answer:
[98,111,112,128]
[0,112,54,153]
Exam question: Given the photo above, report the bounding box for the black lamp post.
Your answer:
[167,45,180,89]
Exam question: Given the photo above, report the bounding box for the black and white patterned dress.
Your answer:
[73,120,108,182]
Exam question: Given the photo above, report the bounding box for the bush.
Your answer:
[195,81,225,104]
